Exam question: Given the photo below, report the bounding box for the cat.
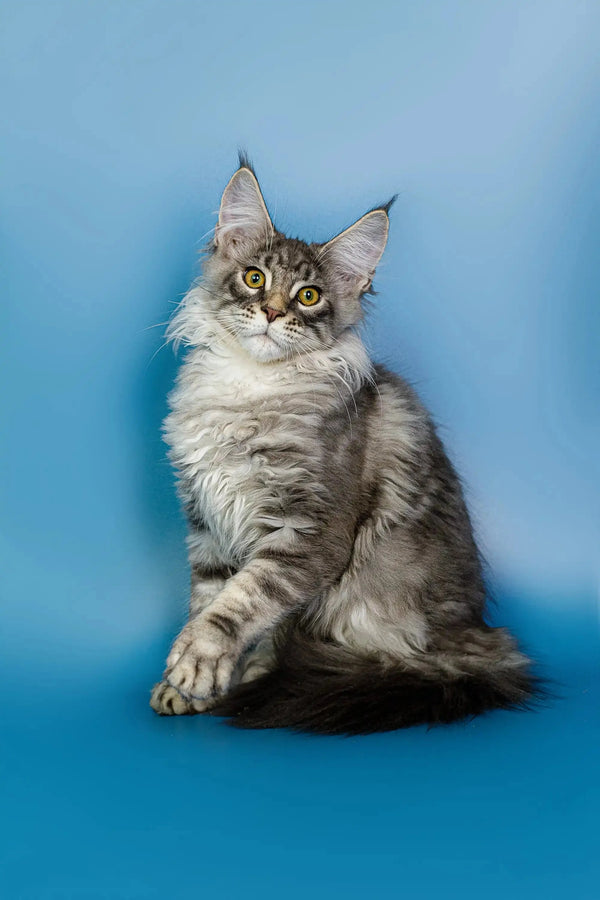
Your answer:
[150,154,539,735]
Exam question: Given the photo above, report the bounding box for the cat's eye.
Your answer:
[297,286,320,306]
[244,268,265,289]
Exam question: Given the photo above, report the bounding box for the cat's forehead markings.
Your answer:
[272,248,289,269]
[297,260,314,281]
[258,243,318,283]
[259,238,314,269]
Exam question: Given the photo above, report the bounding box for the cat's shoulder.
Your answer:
[371,363,428,414]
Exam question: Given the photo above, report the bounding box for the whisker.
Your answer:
[143,321,170,331]
[146,339,170,368]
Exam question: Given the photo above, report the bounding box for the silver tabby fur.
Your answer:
[150,155,537,734]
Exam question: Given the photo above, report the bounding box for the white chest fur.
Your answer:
[164,347,328,563]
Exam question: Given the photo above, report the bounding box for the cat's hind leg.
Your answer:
[238,632,277,685]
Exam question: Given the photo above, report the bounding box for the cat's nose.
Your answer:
[263,306,285,324]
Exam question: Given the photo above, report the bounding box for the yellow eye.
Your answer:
[244,268,265,288]
[297,286,320,306]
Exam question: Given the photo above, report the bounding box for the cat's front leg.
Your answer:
[163,553,327,705]
[150,543,232,715]
[188,566,229,617]
[150,563,227,715]
[187,528,232,616]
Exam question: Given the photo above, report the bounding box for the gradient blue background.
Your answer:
[1,1,598,897]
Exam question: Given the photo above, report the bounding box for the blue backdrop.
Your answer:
[1,2,598,898]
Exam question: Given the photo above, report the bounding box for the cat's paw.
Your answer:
[149,680,213,715]
[164,621,239,701]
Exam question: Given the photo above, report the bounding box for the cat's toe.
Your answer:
[150,680,205,716]
[166,636,237,700]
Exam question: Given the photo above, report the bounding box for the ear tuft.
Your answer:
[237,147,254,173]
[380,194,398,214]
[215,162,273,252]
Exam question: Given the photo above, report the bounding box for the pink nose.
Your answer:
[264,306,285,324]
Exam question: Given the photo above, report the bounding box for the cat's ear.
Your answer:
[320,202,394,292]
[215,162,273,253]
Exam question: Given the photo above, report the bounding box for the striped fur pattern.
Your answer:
[150,156,538,734]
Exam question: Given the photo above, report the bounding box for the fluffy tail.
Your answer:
[211,624,543,736]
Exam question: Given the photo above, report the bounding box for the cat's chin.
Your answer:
[238,332,288,363]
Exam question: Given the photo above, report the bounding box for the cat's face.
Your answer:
[200,161,392,364]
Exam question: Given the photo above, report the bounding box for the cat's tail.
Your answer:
[210,623,544,735]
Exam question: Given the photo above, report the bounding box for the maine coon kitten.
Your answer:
[150,155,538,735]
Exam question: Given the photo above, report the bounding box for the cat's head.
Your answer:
[175,157,393,364]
